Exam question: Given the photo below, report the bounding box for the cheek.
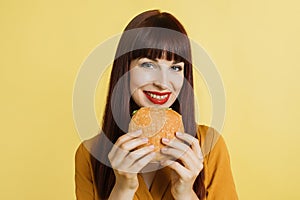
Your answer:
[130,68,156,93]
[171,74,184,93]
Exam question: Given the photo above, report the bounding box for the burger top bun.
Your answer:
[128,107,185,162]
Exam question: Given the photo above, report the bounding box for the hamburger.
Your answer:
[128,107,185,162]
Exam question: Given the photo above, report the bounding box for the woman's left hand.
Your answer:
[160,132,204,200]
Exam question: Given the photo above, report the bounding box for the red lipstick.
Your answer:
[143,91,171,105]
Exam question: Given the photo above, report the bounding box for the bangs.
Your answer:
[130,48,186,63]
[124,27,192,64]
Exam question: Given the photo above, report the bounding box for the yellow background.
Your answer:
[1,0,300,199]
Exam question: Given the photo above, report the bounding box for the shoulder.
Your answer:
[196,124,224,158]
[75,134,102,185]
[196,124,219,141]
[75,134,100,164]
[196,124,233,173]
[196,125,238,199]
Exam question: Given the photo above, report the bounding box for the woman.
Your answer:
[75,10,238,200]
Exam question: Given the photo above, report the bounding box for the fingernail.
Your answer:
[161,147,168,152]
[142,137,148,142]
[162,138,169,143]
[176,132,183,136]
[149,145,154,149]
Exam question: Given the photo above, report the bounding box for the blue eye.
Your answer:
[140,62,154,69]
[171,65,183,72]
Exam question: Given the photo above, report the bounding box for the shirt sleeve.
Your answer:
[203,130,238,200]
[75,143,96,200]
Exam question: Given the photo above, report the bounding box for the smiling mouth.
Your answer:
[143,91,171,105]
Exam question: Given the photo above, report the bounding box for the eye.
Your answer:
[140,62,155,69]
[171,65,183,72]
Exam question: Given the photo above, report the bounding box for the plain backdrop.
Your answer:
[1,0,300,199]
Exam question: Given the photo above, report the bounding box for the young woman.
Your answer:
[75,10,238,200]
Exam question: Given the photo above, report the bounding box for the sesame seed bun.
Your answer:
[128,107,185,162]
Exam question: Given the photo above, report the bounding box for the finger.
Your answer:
[123,145,155,167]
[175,132,203,160]
[170,137,203,171]
[161,147,196,171]
[128,152,156,173]
[115,129,143,146]
[110,137,149,167]
[121,137,149,151]
[108,146,128,168]
[162,137,202,170]
[109,130,143,159]
[160,160,191,181]
[162,137,190,153]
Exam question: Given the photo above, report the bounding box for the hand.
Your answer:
[160,132,204,200]
[108,130,156,191]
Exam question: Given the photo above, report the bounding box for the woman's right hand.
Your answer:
[108,129,155,191]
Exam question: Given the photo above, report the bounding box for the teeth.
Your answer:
[147,92,168,100]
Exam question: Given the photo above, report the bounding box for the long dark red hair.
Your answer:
[89,10,205,199]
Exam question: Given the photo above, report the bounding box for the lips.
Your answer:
[143,91,171,105]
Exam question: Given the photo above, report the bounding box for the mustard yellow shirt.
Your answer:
[75,125,238,199]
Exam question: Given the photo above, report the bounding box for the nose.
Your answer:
[153,70,169,90]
